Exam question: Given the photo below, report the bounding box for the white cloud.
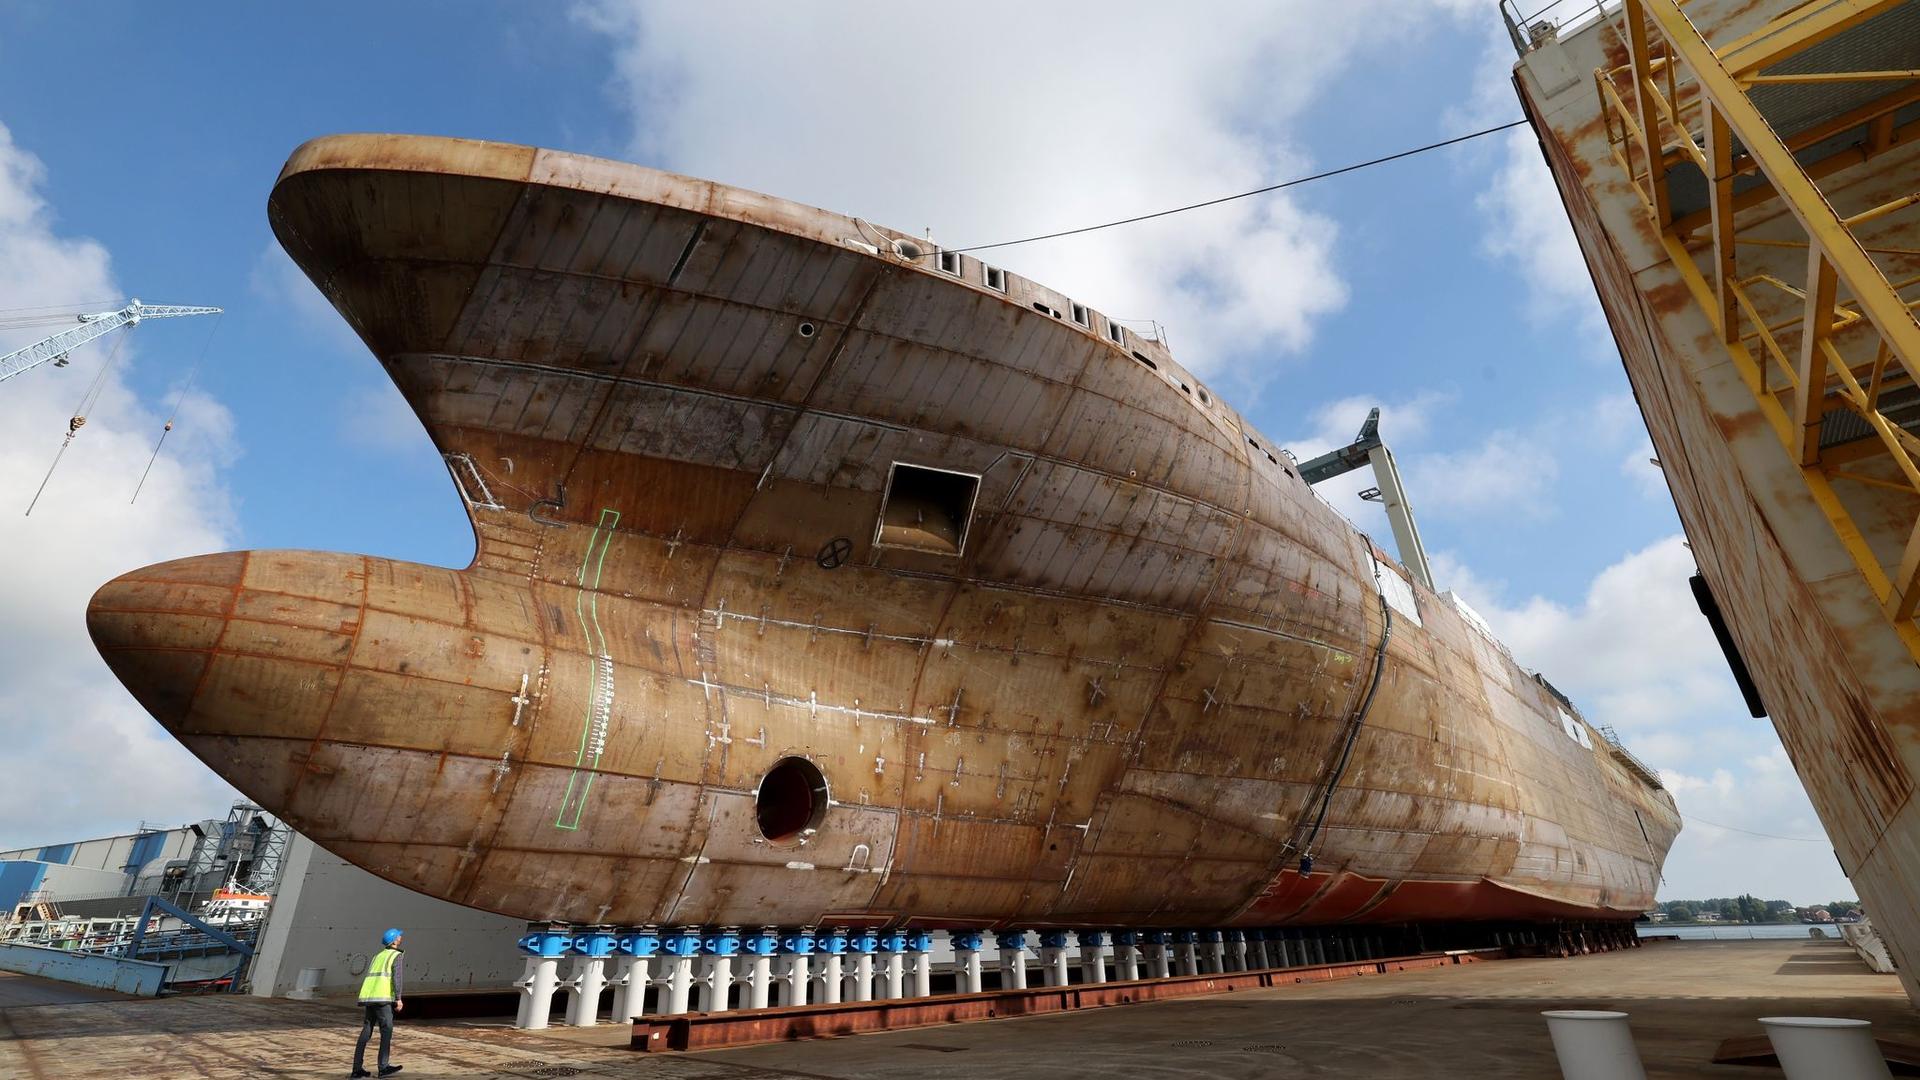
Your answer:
[1478,124,1604,323]
[1435,537,1854,903]
[1408,429,1559,517]
[573,0,1481,384]
[1280,392,1557,562]
[1621,436,1671,500]
[1448,24,1612,338]
[0,120,241,848]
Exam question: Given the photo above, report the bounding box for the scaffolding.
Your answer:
[1591,0,1920,661]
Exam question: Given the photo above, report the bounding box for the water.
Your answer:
[1637,923,1833,941]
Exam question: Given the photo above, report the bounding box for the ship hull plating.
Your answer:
[86,134,1676,929]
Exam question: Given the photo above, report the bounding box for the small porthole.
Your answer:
[797,321,817,339]
[1179,381,1191,395]
[1070,303,1090,327]
[756,757,829,843]
[892,238,924,260]
[1032,301,1061,319]
[1107,319,1126,345]
[1197,387,1210,405]
[939,251,962,276]
[875,462,981,556]
[983,265,1007,292]
[1130,350,1158,371]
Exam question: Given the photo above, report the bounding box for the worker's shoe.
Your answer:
[378,1068,403,1077]
[349,1072,371,1078]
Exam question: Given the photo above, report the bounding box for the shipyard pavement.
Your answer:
[1,939,1914,1078]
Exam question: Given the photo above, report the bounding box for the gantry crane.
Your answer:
[0,299,222,384]
[1296,407,1435,591]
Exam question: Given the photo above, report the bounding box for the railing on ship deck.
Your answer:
[1589,0,1920,659]
[1501,0,1619,56]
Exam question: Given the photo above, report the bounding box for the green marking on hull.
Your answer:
[555,508,620,831]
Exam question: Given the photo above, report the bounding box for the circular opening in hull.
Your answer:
[797,321,817,338]
[756,757,828,843]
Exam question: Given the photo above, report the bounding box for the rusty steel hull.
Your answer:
[1516,0,1920,1002]
[85,134,1677,930]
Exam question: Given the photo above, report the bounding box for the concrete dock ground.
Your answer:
[1,939,1912,1078]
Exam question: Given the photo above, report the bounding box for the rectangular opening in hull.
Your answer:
[874,463,980,556]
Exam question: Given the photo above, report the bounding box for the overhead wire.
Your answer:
[26,323,132,516]
[938,119,1529,256]
[133,313,224,504]
[1682,813,1828,843]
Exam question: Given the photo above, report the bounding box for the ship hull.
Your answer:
[86,134,1676,929]
[1514,0,1920,1002]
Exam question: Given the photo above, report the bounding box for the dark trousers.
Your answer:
[354,1002,394,1071]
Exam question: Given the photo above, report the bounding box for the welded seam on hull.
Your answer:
[556,507,620,830]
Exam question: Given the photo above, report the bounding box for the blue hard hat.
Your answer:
[382,928,404,946]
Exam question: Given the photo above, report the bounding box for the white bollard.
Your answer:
[1226,931,1248,972]
[608,952,653,1023]
[1175,936,1199,977]
[706,958,733,1012]
[817,932,847,1005]
[953,933,984,993]
[783,952,810,1006]
[744,930,777,1010]
[513,954,561,1030]
[996,931,1029,990]
[1040,932,1071,987]
[1115,933,1142,982]
[908,933,933,998]
[779,931,815,1007]
[1201,932,1225,974]
[1760,1017,1893,1080]
[1145,935,1172,979]
[563,954,606,1026]
[1541,1010,1648,1080]
[1249,932,1271,970]
[850,932,878,1002]
[883,950,905,1000]
[513,928,571,1031]
[1078,932,1108,984]
[661,930,701,1015]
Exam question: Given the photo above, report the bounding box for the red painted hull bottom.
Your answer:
[872,871,1640,932]
[1233,869,1638,926]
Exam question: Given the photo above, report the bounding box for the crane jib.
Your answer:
[0,300,222,384]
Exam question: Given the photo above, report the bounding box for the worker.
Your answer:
[351,928,406,1078]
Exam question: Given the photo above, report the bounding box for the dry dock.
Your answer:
[0,939,1911,1078]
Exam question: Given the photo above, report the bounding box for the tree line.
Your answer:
[1656,895,1861,923]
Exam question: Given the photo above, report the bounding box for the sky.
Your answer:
[0,1,1852,903]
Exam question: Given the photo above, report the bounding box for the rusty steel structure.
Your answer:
[86,134,1675,937]
[1513,0,1920,1003]
[631,947,1513,1052]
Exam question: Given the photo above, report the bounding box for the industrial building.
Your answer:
[0,802,521,997]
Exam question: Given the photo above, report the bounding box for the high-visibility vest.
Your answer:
[359,948,401,1003]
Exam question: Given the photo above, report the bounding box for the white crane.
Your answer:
[0,299,222,384]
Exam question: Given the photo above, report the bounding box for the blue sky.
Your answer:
[0,1,1850,903]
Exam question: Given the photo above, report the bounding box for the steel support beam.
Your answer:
[1640,0,1920,623]
[1626,1,1673,225]
[1796,247,1839,466]
[1705,105,1739,343]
